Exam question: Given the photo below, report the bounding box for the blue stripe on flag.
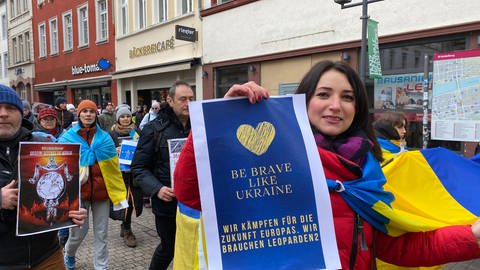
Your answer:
[421,147,480,216]
[178,202,201,219]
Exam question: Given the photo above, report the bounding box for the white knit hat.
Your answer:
[66,103,75,111]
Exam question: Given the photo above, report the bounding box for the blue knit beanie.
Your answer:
[55,96,67,106]
[0,84,23,113]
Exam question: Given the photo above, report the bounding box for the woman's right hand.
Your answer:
[225,81,270,104]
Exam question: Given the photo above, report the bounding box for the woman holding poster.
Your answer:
[173,61,480,270]
[109,106,143,248]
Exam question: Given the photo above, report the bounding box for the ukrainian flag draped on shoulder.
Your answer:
[328,147,479,269]
[327,147,479,236]
[59,124,128,209]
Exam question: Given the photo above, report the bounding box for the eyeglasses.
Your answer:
[40,118,56,122]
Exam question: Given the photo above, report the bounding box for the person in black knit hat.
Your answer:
[54,96,74,129]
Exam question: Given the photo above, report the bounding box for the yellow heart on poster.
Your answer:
[236,122,275,156]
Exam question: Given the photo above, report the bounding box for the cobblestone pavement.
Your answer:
[70,208,480,269]
[444,258,480,270]
[73,209,173,270]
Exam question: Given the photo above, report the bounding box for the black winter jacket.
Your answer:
[0,119,54,269]
[55,106,74,129]
[131,105,190,217]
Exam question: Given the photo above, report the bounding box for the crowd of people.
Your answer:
[0,81,197,270]
[2,62,480,270]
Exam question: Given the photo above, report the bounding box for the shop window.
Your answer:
[215,65,248,98]
[151,89,169,104]
[279,83,299,95]
[377,37,467,151]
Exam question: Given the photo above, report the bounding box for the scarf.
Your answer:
[59,124,127,209]
[314,130,373,166]
[113,123,136,136]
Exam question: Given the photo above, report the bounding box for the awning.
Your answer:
[34,75,112,91]
[111,59,199,80]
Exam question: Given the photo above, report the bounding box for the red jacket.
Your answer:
[174,133,480,269]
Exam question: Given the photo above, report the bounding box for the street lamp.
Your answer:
[334,0,384,83]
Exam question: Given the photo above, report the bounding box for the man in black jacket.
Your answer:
[0,85,86,269]
[54,97,74,129]
[131,81,194,270]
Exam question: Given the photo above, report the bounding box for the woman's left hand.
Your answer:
[68,207,88,225]
[224,81,270,104]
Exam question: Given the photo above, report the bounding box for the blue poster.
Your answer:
[118,140,137,172]
[190,95,340,270]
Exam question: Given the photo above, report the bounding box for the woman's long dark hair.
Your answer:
[295,60,383,162]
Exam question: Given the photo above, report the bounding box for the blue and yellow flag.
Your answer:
[59,124,128,209]
[328,147,479,236]
[174,202,208,270]
[176,146,480,270]
[377,147,480,269]
[382,147,479,234]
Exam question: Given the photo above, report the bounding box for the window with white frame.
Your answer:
[3,53,7,77]
[1,14,6,40]
[15,0,20,15]
[136,0,146,30]
[78,4,89,47]
[23,0,28,11]
[120,0,128,35]
[49,18,58,55]
[12,37,17,63]
[96,0,108,42]
[176,0,192,16]
[19,84,26,100]
[154,0,167,23]
[24,32,30,61]
[38,23,46,57]
[9,0,14,19]
[63,11,73,51]
[18,35,23,62]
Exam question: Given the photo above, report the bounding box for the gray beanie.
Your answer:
[116,106,132,122]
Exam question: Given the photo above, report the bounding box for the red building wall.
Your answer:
[32,0,116,104]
